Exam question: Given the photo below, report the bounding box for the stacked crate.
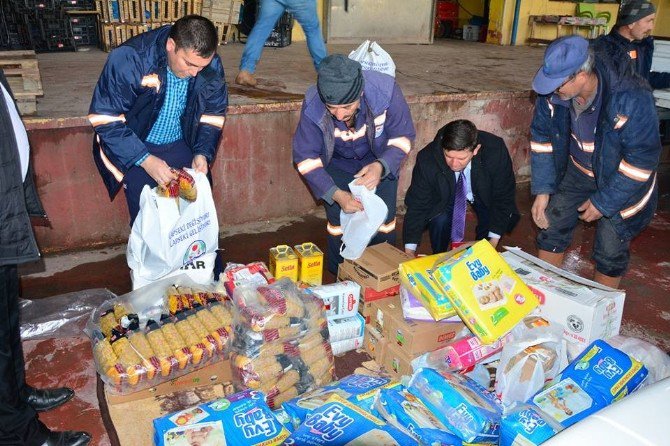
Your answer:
[0,0,77,52]
[200,0,241,44]
[0,50,44,115]
[95,0,203,52]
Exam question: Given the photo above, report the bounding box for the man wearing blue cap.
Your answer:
[530,35,661,288]
[594,0,669,90]
[293,54,415,274]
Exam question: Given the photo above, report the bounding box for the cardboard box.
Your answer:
[380,338,415,379]
[502,248,625,354]
[338,261,399,323]
[342,242,413,291]
[105,358,233,405]
[371,296,464,357]
[364,325,386,361]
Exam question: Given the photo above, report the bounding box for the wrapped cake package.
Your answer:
[283,374,398,429]
[406,368,503,443]
[375,386,465,445]
[529,339,648,429]
[431,240,539,344]
[285,394,416,445]
[153,389,290,445]
[230,278,335,409]
[87,275,232,394]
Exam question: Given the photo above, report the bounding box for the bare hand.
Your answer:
[578,199,603,222]
[192,154,208,174]
[532,194,551,229]
[333,189,364,213]
[141,155,178,186]
[354,162,383,190]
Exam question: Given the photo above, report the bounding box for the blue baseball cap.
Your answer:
[532,36,589,95]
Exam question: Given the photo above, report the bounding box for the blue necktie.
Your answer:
[451,172,467,242]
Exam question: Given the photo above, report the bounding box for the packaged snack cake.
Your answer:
[431,240,539,344]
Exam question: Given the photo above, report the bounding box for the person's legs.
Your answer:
[287,0,327,70]
[427,211,452,254]
[0,266,48,446]
[592,217,630,288]
[536,164,595,269]
[323,165,355,274]
[239,0,286,76]
[369,176,398,247]
[123,140,194,226]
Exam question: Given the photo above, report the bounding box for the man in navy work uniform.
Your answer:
[530,35,661,289]
[594,0,669,90]
[1,71,90,446]
[293,54,415,274]
[403,119,519,256]
[89,15,228,225]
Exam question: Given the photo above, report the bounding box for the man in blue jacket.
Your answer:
[293,55,415,274]
[530,36,661,288]
[594,0,669,90]
[89,15,228,225]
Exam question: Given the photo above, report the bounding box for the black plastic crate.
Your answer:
[264,24,291,48]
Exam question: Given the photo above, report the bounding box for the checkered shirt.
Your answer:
[146,68,189,144]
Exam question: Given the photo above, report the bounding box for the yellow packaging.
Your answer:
[294,242,324,286]
[269,245,299,281]
[397,245,475,321]
[432,240,539,344]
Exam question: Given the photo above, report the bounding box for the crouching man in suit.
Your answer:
[403,119,519,255]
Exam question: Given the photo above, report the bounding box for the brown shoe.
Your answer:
[235,70,257,87]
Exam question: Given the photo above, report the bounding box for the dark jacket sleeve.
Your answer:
[403,147,436,245]
[192,55,228,162]
[649,71,670,90]
[483,136,519,235]
[530,96,560,195]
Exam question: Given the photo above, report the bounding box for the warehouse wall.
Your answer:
[25,91,534,252]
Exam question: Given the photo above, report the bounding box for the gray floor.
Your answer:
[33,39,546,118]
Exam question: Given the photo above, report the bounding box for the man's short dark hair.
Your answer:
[440,119,478,151]
[169,15,218,57]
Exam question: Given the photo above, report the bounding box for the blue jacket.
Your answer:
[89,26,228,199]
[530,47,662,240]
[292,70,415,203]
[594,30,670,90]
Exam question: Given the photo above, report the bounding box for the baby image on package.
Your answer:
[431,240,539,344]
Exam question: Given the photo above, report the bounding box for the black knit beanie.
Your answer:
[617,0,656,26]
[317,55,364,105]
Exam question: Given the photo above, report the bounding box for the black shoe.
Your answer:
[41,431,91,446]
[26,387,75,412]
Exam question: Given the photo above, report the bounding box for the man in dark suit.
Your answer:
[1,70,90,446]
[403,119,519,255]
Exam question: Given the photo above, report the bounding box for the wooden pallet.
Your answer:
[0,50,43,116]
[202,0,241,25]
[95,0,202,24]
[213,21,237,44]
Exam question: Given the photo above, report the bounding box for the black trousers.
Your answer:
[0,265,46,446]
[427,200,491,254]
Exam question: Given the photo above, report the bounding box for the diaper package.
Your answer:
[500,404,563,446]
[398,252,458,321]
[375,386,465,445]
[153,389,290,446]
[431,240,539,344]
[407,368,503,443]
[283,374,399,429]
[285,394,416,445]
[530,339,648,429]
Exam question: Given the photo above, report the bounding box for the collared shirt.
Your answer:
[569,73,602,176]
[404,161,499,252]
[146,68,189,144]
[1,82,29,180]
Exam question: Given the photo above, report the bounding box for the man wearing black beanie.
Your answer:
[594,0,670,89]
[293,54,415,274]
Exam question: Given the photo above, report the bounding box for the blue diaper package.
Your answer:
[283,374,399,428]
[375,386,465,445]
[530,339,648,429]
[153,389,290,445]
[500,404,563,446]
[285,394,417,445]
[407,368,503,444]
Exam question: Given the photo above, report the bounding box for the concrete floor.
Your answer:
[33,39,545,118]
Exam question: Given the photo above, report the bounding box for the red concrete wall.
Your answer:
[25,92,534,252]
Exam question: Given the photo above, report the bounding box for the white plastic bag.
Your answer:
[495,318,568,407]
[607,335,670,387]
[348,40,396,77]
[127,169,219,283]
[339,180,388,260]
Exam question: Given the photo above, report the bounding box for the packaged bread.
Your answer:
[127,331,158,380]
[175,315,206,365]
[160,319,192,370]
[109,335,145,386]
[145,321,178,377]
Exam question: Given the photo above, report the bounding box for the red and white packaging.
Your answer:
[307,281,360,321]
